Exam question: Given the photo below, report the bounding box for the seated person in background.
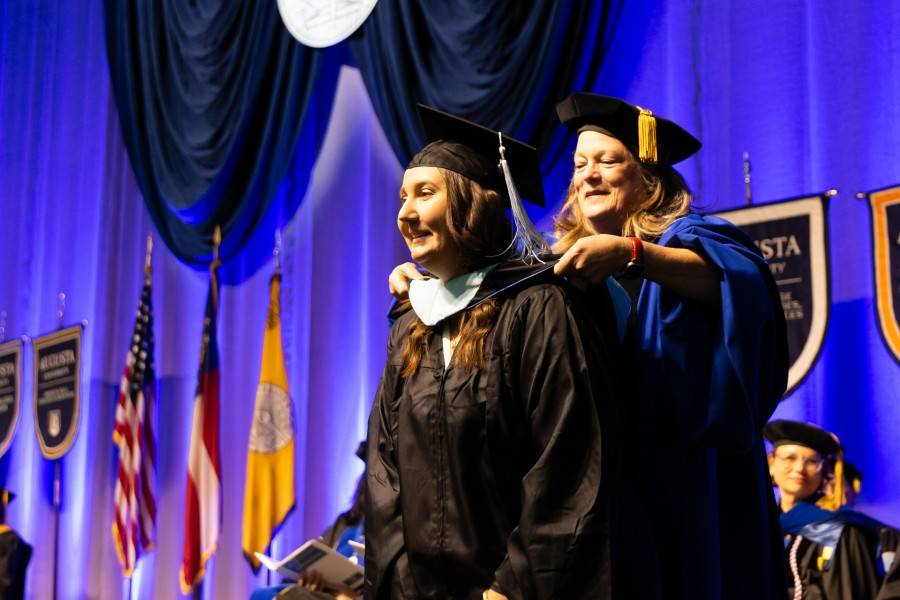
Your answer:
[824,460,863,508]
[251,443,366,600]
[0,489,30,600]
[823,458,900,600]
[765,419,885,599]
[879,534,900,600]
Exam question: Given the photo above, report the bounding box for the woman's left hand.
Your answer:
[553,234,631,284]
[484,590,508,600]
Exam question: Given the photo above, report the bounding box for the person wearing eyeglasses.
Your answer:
[765,419,884,599]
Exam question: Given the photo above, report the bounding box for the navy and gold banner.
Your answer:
[716,194,831,396]
[32,325,82,459]
[0,340,22,458]
[866,184,900,363]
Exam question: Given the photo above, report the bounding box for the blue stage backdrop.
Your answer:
[1,0,898,598]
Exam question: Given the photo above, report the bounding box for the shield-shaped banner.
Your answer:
[866,184,900,363]
[716,194,831,396]
[32,325,82,459]
[0,339,22,458]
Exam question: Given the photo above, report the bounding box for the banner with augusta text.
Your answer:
[32,325,83,459]
[0,339,22,458]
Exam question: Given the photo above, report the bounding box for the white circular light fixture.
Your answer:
[277,0,379,48]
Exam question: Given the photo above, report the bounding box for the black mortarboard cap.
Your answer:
[408,105,546,207]
[843,460,863,484]
[556,93,702,165]
[763,420,840,457]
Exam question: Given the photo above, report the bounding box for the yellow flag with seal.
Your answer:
[242,274,295,571]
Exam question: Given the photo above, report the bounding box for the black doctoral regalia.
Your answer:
[0,490,30,600]
[781,502,891,600]
[365,261,624,600]
[877,528,900,600]
[0,525,30,600]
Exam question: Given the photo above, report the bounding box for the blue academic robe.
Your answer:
[632,213,788,600]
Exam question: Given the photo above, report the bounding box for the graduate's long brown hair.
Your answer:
[399,168,512,377]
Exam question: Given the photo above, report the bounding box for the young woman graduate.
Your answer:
[765,419,887,599]
[387,94,789,600]
[365,106,625,600]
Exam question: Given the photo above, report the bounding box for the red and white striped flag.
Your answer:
[180,262,223,593]
[113,279,158,577]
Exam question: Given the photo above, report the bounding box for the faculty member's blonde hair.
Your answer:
[553,154,694,251]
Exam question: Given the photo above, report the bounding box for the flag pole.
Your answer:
[269,228,278,595]
[193,227,221,600]
[145,234,153,284]
[51,292,65,600]
[213,226,222,263]
[131,235,152,600]
[742,151,753,207]
[274,228,282,276]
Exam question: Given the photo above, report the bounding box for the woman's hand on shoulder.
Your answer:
[553,234,631,284]
[484,589,508,600]
[388,262,426,299]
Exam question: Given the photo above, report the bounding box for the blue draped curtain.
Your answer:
[104,0,340,281]
[350,0,624,171]
[104,1,624,277]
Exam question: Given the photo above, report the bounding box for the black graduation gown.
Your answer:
[781,504,889,600]
[784,526,881,599]
[877,528,900,600]
[0,527,31,600]
[365,264,621,600]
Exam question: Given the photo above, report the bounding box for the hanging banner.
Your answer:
[32,325,82,459]
[715,193,831,396]
[0,340,22,458]
[277,0,378,48]
[866,184,900,363]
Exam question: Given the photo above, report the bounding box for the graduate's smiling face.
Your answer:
[769,444,825,501]
[572,130,646,235]
[398,166,463,281]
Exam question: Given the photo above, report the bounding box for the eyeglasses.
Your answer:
[773,452,825,473]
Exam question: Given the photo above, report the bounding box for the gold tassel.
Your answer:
[637,107,658,164]
[816,448,845,510]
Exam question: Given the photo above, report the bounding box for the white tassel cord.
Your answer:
[789,535,804,600]
[497,132,549,263]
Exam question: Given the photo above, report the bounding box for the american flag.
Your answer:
[180,263,222,593]
[113,280,158,577]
